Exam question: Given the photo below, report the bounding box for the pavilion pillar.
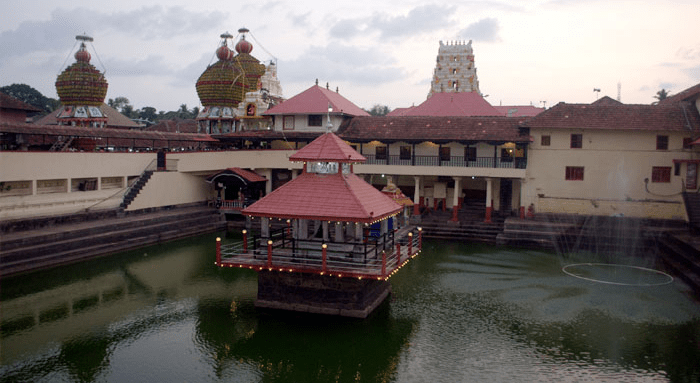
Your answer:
[298,219,308,240]
[261,217,270,238]
[451,177,461,222]
[485,178,493,223]
[413,176,421,215]
[346,221,354,238]
[322,221,329,242]
[355,223,363,241]
[335,222,344,242]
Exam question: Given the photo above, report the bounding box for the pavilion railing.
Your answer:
[217,227,422,279]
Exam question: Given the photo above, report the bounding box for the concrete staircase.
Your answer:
[0,205,226,277]
[120,170,154,210]
[657,231,700,293]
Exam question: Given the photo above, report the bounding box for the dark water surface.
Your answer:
[2,234,699,382]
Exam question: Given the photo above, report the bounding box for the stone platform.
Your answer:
[255,270,391,318]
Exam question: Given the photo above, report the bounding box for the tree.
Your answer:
[654,89,670,102]
[366,104,391,116]
[138,106,158,121]
[0,83,59,113]
[108,97,131,112]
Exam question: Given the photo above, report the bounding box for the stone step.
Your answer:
[1,214,221,262]
[1,221,225,276]
[0,207,217,251]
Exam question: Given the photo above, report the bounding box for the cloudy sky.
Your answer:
[1,0,698,113]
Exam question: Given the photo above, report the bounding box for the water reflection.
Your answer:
[1,234,699,382]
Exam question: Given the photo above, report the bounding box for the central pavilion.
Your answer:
[216,132,422,317]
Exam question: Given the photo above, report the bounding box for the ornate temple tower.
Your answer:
[55,35,108,127]
[429,40,480,97]
[196,28,283,134]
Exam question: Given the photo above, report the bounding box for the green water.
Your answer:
[1,234,699,382]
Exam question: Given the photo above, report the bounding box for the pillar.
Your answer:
[322,221,329,242]
[451,177,461,222]
[355,222,363,241]
[298,219,308,240]
[485,178,493,223]
[519,179,526,219]
[413,176,421,215]
[261,217,270,238]
[335,222,344,242]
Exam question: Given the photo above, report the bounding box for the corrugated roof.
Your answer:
[242,171,401,222]
[0,122,217,142]
[289,132,366,162]
[524,102,700,131]
[394,92,501,117]
[263,85,370,116]
[337,116,530,144]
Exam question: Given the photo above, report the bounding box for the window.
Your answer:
[541,135,551,146]
[283,116,294,130]
[308,115,322,127]
[651,166,671,183]
[656,135,668,150]
[440,147,451,161]
[375,146,387,160]
[464,147,477,162]
[570,134,582,149]
[400,146,412,160]
[565,166,584,181]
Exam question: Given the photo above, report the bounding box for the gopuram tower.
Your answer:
[428,40,480,97]
[196,28,283,134]
[54,35,109,127]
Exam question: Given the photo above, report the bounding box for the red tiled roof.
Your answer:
[658,82,700,105]
[206,168,267,183]
[289,132,366,163]
[395,92,501,117]
[591,96,622,106]
[493,105,545,117]
[34,103,140,128]
[524,102,700,131]
[263,85,370,116]
[0,92,42,112]
[337,116,530,144]
[242,171,401,222]
[386,106,415,116]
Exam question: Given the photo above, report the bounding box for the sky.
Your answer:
[1,0,699,113]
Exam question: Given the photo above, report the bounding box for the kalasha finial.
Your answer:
[216,32,234,60]
[74,35,93,63]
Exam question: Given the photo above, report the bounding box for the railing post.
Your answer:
[286,219,291,236]
[322,243,328,273]
[381,250,387,277]
[267,239,273,268]
[396,242,401,262]
[418,227,423,250]
[216,237,221,266]
[242,229,248,253]
[408,232,413,256]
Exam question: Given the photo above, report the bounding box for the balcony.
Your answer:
[363,155,527,169]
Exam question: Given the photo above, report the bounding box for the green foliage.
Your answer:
[366,104,391,116]
[0,83,59,113]
[654,88,670,102]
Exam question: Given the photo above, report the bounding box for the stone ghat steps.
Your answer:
[657,233,700,292]
[1,207,217,252]
[0,206,226,277]
[420,222,504,244]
